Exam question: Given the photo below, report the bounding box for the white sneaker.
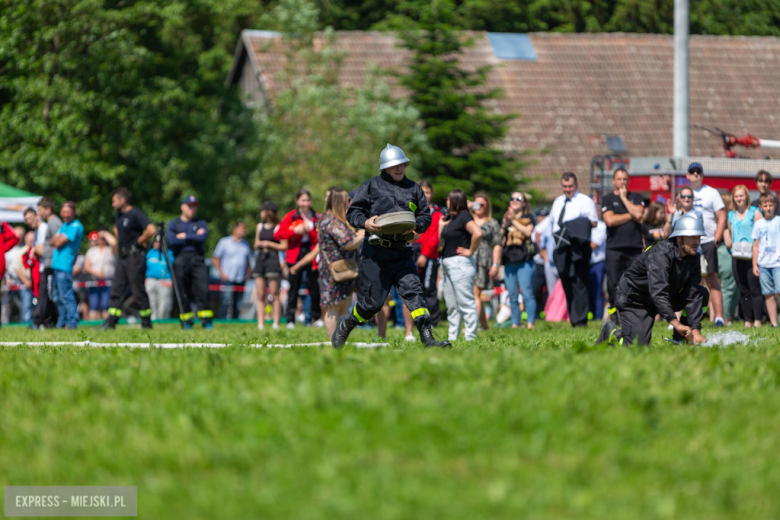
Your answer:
[257,322,264,330]
[272,323,279,330]
[287,322,295,330]
[312,319,325,328]
[405,334,416,342]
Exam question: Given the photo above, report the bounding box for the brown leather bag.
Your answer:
[329,258,359,282]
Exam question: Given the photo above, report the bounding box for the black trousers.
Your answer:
[605,247,643,312]
[354,243,428,322]
[559,258,590,327]
[418,257,441,326]
[732,257,764,322]
[616,283,709,346]
[173,252,211,322]
[533,262,548,319]
[286,243,321,324]
[32,267,58,327]
[108,251,150,316]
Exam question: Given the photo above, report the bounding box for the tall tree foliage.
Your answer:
[387,1,525,207]
[233,0,429,214]
[0,0,260,236]
[314,0,780,36]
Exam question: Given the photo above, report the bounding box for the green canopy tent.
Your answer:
[0,183,41,222]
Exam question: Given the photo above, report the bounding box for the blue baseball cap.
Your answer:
[182,195,199,205]
[687,162,703,174]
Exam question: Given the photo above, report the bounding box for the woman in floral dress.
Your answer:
[317,188,365,339]
[471,192,503,329]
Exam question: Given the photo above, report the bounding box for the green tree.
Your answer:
[313,0,780,36]
[233,0,429,214]
[0,0,261,242]
[385,0,526,208]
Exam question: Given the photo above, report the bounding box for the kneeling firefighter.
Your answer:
[331,144,451,348]
[167,195,213,329]
[597,213,708,346]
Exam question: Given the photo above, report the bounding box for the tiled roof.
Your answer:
[228,30,780,198]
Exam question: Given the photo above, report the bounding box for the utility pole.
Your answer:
[673,0,689,157]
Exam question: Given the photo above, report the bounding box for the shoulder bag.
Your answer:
[329,257,359,282]
[731,241,753,261]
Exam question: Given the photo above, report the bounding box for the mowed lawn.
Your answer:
[2,322,780,519]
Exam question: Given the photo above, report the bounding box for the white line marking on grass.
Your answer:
[0,342,388,349]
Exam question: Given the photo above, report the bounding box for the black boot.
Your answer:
[332,314,358,349]
[597,319,622,345]
[415,316,451,348]
[141,316,153,329]
[100,315,119,330]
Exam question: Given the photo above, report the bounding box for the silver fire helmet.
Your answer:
[669,213,706,238]
[379,144,411,171]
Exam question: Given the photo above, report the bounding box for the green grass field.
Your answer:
[2,321,780,519]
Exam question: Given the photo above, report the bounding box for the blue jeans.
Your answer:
[759,266,780,295]
[589,261,606,320]
[53,269,79,328]
[219,281,244,319]
[504,261,536,325]
[20,288,33,323]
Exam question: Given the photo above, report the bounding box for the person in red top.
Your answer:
[0,220,19,276]
[0,218,20,327]
[275,189,322,328]
[22,206,40,285]
[401,180,442,335]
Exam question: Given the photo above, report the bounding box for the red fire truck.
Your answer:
[591,156,780,205]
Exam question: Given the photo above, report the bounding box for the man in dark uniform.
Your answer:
[331,144,451,348]
[167,195,212,329]
[601,167,645,320]
[101,187,156,329]
[597,214,708,346]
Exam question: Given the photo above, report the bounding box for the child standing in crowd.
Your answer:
[752,193,780,327]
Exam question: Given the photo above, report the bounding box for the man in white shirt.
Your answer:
[550,172,598,326]
[687,162,727,326]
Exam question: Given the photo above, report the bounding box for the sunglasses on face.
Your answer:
[688,170,702,175]
[679,195,693,199]
[510,197,523,202]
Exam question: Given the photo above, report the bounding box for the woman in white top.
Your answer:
[84,230,116,320]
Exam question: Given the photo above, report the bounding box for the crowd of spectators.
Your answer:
[3,166,780,335]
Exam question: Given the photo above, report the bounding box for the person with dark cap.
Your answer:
[687,161,727,326]
[601,167,645,321]
[166,195,212,329]
[253,200,287,330]
[597,214,709,346]
[331,144,451,348]
[101,187,156,329]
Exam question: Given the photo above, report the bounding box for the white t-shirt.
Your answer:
[550,191,598,233]
[85,246,116,279]
[590,221,607,264]
[692,185,725,244]
[36,223,47,273]
[752,216,780,268]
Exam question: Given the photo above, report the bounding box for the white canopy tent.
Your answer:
[0,183,41,222]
